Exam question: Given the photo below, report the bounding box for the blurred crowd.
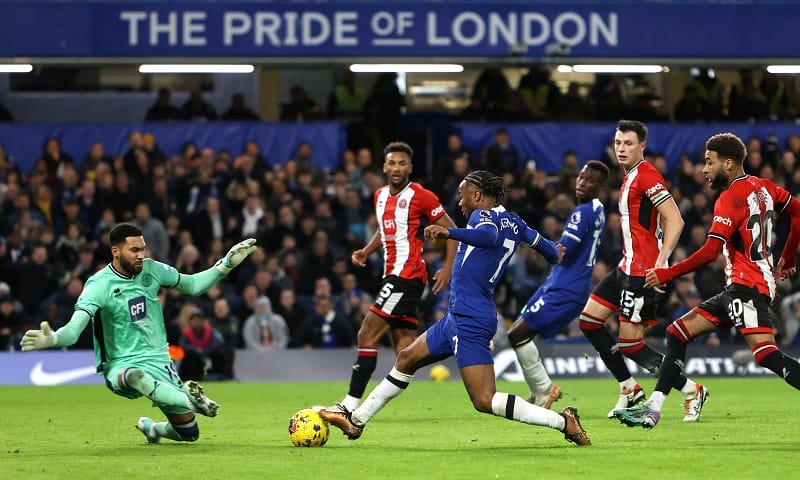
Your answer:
[1,66,800,360]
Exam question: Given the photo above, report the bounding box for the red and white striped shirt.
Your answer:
[374,182,446,282]
[618,161,672,276]
[708,175,793,300]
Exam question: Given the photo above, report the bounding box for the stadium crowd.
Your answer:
[2,67,800,363]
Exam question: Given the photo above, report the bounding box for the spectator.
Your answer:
[280,85,322,122]
[483,127,521,176]
[0,293,30,350]
[131,202,169,262]
[242,296,289,350]
[363,73,405,147]
[178,307,230,381]
[182,87,218,121]
[145,87,183,122]
[327,69,366,123]
[295,294,354,348]
[674,84,714,123]
[208,297,240,377]
[221,93,261,121]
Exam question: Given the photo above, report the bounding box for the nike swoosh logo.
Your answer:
[29,361,96,386]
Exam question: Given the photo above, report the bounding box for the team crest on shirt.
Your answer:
[399,199,408,209]
[141,273,153,287]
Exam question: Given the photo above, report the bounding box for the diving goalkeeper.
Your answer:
[20,222,256,444]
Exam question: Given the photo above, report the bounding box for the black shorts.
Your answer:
[370,275,424,329]
[589,266,659,326]
[693,284,775,335]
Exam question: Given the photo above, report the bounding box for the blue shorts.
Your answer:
[426,311,496,368]
[518,289,584,339]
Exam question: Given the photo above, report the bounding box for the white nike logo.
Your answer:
[29,361,96,386]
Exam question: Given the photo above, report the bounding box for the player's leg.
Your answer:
[111,364,194,413]
[746,332,800,389]
[339,310,391,410]
[460,327,590,446]
[508,292,566,408]
[137,411,200,444]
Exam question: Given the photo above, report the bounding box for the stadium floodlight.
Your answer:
[767,65,800,74]
[0,64,33,73]
[138,64,255,74]
[349,64,464,73]
[566,64,667,74]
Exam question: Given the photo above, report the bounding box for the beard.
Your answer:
[710,173,728,190]
[119,256,143,276]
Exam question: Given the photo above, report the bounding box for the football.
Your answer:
[429,364,451,382]
[288,408,330,447]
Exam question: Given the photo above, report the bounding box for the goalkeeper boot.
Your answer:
[531,384,563,410]
[560,406,591,446]
[317,405,364,440]
[184,380,220,417]
[136,417,161,444]
[682,384,709,422]
[613,404,660,429]
[607,383,645,418]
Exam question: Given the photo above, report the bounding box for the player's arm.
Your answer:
[776,194,800,279]
[175,238,257,295]
[352,230,382,267]
[430,213,458,294]
[645,236,724,288]
[521,226,561,264]
[425,212,498,248]
[654,197,684,269]
[20,309,91,351]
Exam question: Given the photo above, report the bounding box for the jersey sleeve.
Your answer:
[707,190,740,243]
[559,205,589,254]
[641,168,672,208]
[417,186,446,222]
[149,259,181,288]
[74,275,106,318]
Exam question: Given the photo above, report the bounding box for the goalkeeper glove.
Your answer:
[20,321,58,351]
[216,238,257,274]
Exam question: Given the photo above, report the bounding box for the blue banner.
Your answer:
[0,2,798,58]
[0,122,346,174]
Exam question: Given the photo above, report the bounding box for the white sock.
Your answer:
[352,367,414,425]
[340,395,360,411]
[491,392,565,431]
[647,391,666,411]
[620,377,638,392]
[514,341,552,394]
[679,379,697,397]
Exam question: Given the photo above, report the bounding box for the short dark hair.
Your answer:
[463,170,510,206]
[617,120,648,143]
[109,223,143,247]
[706,133,747,165]
[383,141,413,161]
[584,160,610,183]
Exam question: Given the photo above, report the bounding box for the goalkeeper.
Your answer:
[20,223,256,444]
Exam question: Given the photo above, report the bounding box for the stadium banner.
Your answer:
[458,122,800,174]
[0,122,346,174]
[0,2,798,58]
[3,344,800,385]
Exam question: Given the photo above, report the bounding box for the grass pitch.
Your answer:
[1,378,797,479]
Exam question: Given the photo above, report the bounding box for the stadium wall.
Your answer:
[3,345,799,386]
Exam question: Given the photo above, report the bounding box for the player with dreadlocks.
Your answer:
[319,170,592,446]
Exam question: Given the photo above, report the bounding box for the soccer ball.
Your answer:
[429,364,451,382]
[288,409,329,447]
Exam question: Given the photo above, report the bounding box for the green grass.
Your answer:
[1,378,797,479]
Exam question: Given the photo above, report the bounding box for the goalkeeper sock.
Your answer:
[124,368,193,411]
[153,418,199,442]
[491,392,565,431]
[352,367,413,425]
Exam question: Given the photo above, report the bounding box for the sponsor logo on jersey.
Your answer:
[713,215,732,226]
[128,296,146,322]
[645,182,665,197]
[383,219,395,230]
[479,210,492,222]
[431,205,444,217]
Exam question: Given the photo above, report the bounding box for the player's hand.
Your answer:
[216,238,257,273]
[351,249,368,267]
[20,321,57,352]
[777,257,797,281]
[556,243,566,264]
[424,225,449,240]
[431,266,452,295]
[644,268,666,293]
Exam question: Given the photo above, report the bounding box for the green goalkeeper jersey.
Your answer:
[74,258,180,374]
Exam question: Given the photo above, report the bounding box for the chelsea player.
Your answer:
[507,160,609,409]
[21,223,256,444]
[320,171,591,446]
